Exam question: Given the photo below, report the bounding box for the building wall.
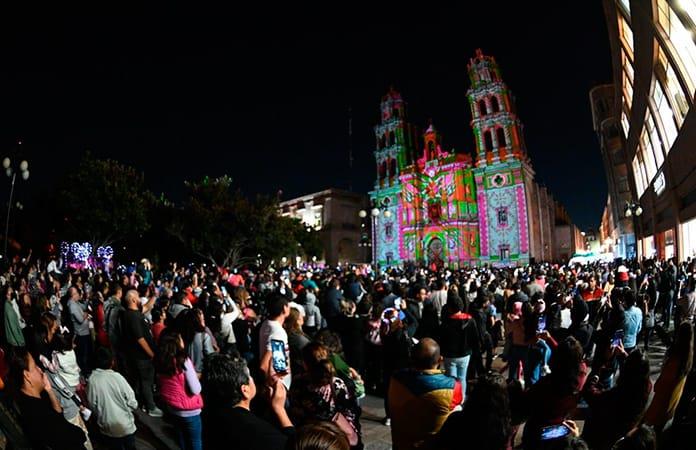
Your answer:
[602,0,696,261]
[475,163,530,265]
[279,189,370,265]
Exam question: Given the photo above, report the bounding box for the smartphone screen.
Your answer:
[540,424,571,440]
[611,329,624,348]
[271,339,288,374]
[537,316,546,332]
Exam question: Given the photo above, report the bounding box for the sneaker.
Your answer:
[542,365,552,376]
[148,407,164,418]
[382,418,391,427]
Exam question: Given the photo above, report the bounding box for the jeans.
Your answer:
[444,355,471,395]
[127,358,156,411]
[507,345,529,383]
[103,433,136,450]
[175,414,202,450]
[525,340,551,385]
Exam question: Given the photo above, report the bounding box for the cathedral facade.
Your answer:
[370,50,555,268]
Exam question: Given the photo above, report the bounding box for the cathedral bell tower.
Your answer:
[467,49,527,168]
[467,49,532,266]
[373,87,418,188]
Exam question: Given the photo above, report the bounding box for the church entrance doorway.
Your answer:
[427,237,445,270]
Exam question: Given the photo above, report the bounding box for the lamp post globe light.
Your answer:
[3,141,30,259]
[624,202,643,218]
[624,201,643,258]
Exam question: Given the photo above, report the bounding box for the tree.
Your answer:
[170,176,318,267]
[168,176,252,267]
[57,152,154,249]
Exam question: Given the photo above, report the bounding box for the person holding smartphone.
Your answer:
[259,294,292,389]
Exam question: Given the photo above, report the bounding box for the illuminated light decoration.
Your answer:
[60,241,70,259]
[62,242,95,269]
[369,50,533,268]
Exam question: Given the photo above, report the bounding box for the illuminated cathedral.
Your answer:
[370,49,553,268]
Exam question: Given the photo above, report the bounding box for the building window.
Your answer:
[496,127,506,148]
[392,107,400,118]
[386,252,393,265]
[640,134,658,183]
[385,222,393,239]
[645,110,665,169]
[497,208,508,226]
[380,161,387,180]
[622,49,634,81]
[652,81,679,153]
[618,0,630,17]
[623,70,634,106]
[499,245,510,260]
[484,130,493,152]
[632,154,647,198]
[621,111,631,138]
[681,0,696,25]
[479,100,487,116]
[656,46,689,124]
[656,2,696,94]
[390,158,398,178]
[389,131,396,146]
[619,15,634,56]
[491,96,500,113]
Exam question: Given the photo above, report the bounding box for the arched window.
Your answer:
[389,131,395,146]
[379,161,387,179]
[496,128,506,148]
[479,100,487,116]
[491,96,500,113]
[484,130,493,152]
[427,140,435,159]
[379,135,386,149]
[392,107,400,118]
[390,158,398,177]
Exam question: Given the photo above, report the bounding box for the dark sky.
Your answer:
[0,4,612,229]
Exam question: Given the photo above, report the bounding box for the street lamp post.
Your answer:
[624,202,643,258]
[2,143,29,259]
[358,209,372,263]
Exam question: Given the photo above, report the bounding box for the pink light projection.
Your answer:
[478,190,488,256]
[516,185,528,254]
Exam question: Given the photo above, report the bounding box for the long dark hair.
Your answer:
[460,372,512,450]
[549,336,584,394]
[302,342,334,387]
[180,308,206,345]
[155,331,187,376]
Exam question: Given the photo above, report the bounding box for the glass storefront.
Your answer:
[681,217,696,260]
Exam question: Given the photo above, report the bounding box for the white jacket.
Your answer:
[87,369,138,438]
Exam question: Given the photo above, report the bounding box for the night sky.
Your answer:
[0,4,612,229]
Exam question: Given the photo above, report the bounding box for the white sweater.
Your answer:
[87,369,138,438]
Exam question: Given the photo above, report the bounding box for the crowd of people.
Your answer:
[0,253,694,450]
